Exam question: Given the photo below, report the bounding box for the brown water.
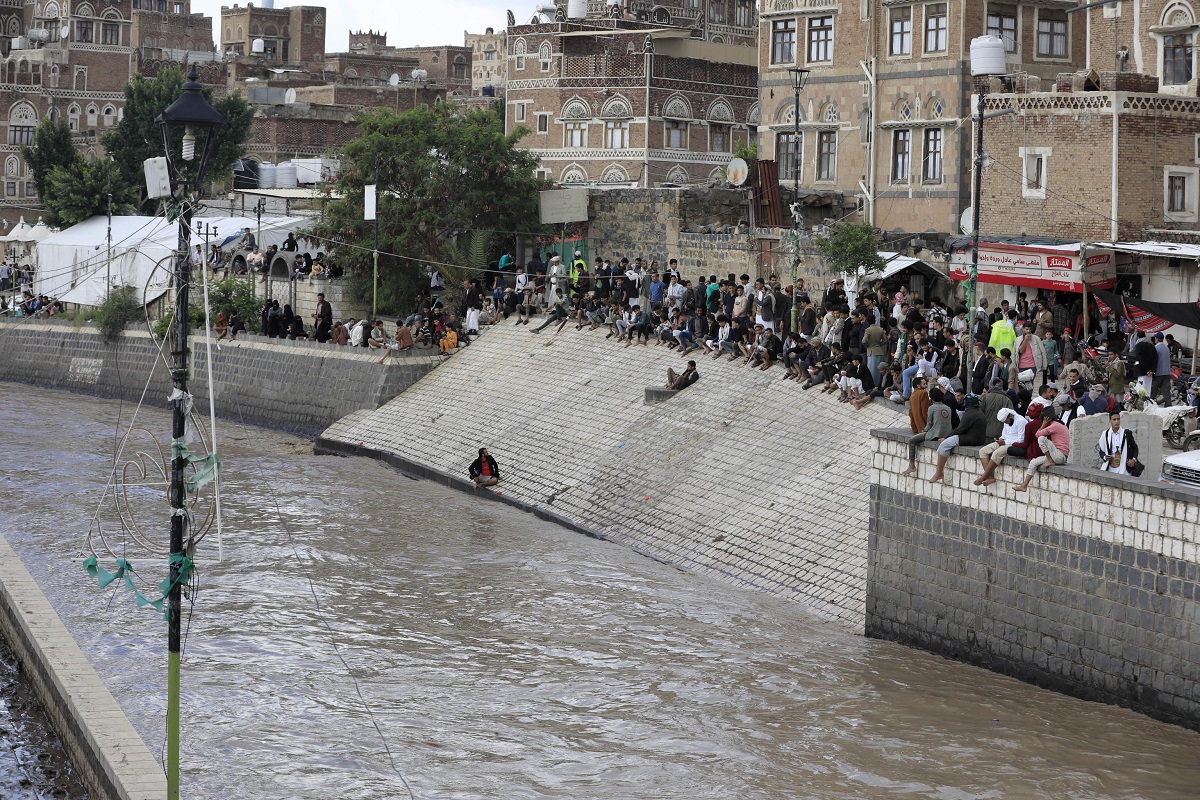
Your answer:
[1,381,1198,800]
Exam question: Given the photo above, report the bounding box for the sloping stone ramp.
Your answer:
[318,321,903,630]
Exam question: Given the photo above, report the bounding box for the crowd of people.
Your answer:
[437,249,1174,491]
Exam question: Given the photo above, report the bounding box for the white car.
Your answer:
[1162,449,1200,488]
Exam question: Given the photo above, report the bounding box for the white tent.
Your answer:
[35,214,310,306]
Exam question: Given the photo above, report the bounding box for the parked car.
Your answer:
[1162,449,1200,488]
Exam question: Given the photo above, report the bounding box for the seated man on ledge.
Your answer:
[469,447,500,489]
[665,360,700,390]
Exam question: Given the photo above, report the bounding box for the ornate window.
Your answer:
[706,98,734,123]
[662,94,692,120]
[86,104,98,127]
[560,165,587,184]
[600,95,632,119]
[560,97,590,119]
[8,102,36,146]
[666,165,689,185]
[602,164,629,184]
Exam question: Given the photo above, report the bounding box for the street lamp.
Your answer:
[967,37,1006,319]
[154,64,224,800]
[787,67,809,333]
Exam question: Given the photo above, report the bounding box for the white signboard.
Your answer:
[364,184,376,221]
[539,187,589,225]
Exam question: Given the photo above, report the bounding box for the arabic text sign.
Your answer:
[949,246,1115,291]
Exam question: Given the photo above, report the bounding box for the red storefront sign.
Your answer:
[949,243,1117,292]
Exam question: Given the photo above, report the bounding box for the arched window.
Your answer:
[86,104,98,127]
[102,104,115,126]
[453,54,465,80]
[67,103,80,131]
[76,3,94,16]
[8,102,37,145]
[5,156,19,177]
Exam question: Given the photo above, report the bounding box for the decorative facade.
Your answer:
[980,0,1200,244]
[757,0,1085,236]
[506,1,759,188]
[464,27,506,97]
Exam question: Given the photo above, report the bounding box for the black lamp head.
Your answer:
[787,67,811,92]
[156,66,225,130]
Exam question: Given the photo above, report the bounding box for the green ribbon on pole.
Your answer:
[83,553,195,620]
[171,437,222,495]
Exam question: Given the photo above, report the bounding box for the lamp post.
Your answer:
[154,64,224,800]
[787,67,810,334]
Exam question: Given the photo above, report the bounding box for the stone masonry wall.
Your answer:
[868,428,1200,730]
[317,318,908,629]
[0,320,437,434]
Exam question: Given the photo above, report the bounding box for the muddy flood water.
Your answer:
[0,381,1198,799]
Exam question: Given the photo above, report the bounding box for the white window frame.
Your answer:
[891,129,911,183]
[664,120,688,149]
[924,3,948,54]
[807,15,833,64]
[1019,146,1051,200]
[710,123,731,153]
[1164,166,1199,222]
[922,127,944,184]
[987,7,1017,53]
[514,103,527,123]
[771,18,797,65]
[564,121,588,148]
[889,6,912,57]
[1194,133,1200,163]
[605,120,630,149]
[1159,32,1195,89]
[1035,9,1069,59]
[535,113,549,134]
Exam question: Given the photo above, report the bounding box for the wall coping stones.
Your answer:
[870,426,1197,502]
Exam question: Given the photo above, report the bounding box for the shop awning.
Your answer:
[1089,241,1200,261]
[1087,283,1200,333]
[869,251,948,281]
[948,239,1116,292]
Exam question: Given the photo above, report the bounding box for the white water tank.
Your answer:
[567,0,587,19]
[257,162,276,189]
[275,162,297,189]
[970,35,1007,77]
[291,158,323,184]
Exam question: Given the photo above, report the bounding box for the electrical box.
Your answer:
[143,157,171,199]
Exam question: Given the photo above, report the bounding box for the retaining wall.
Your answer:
[868,427,1200,731]
[0,319,438,433]
[0,531,166,800]
[317,319,906,629]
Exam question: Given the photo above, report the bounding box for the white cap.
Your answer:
[574,250,581,256]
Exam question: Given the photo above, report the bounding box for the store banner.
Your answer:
[949,243,1116,292]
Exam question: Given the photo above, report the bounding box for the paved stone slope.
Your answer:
[320,321,903,629]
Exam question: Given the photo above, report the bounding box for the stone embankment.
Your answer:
[0,319,438,433]
[318,320,903,629]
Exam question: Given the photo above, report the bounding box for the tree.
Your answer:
[312,103,550,314]
[22,118,76,207]
[102,67,254,214]
[814,221,886,278]
[45,157,138,227]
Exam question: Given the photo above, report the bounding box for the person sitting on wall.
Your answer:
[469,447,500,489]
[929,393,987,484]
[1099,410,1143,477]
[902,386,953,476]
[1013,406,1071,493]
[375,322,415,364]
[974,407,1028,488]
[665,360,699,391]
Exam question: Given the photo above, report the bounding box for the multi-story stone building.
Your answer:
[506,0,759,187]
[757,0,1086,237]
[979,0,1200,245]
[0,0,214,220]
[465,27,506,96]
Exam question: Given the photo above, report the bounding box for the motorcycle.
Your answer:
[1139,398,1198,449]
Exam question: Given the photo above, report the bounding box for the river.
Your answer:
[0,381,1197,799]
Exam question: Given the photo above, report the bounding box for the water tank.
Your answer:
[251,38,265,55]
[257,162,276,189]
[411,68,428,81]
[970,35,1007,77]
[275,162,297,189]
[567,0,587,19]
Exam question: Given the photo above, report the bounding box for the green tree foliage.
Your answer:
[101,67,254,214]
[313,104,550,315]
[93,285,141,343]
[21,119,76,208]
[45,157,139,227]
[814,221,886,277]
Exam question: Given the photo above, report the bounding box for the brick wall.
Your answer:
[587,187,750,267]
[869,427,1200,732]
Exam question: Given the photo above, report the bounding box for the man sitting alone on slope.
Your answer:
[469,448,500,489]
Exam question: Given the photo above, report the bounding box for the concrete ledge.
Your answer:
[870,425,1196,501]
[0,533,165,800]
[644,386,679,404]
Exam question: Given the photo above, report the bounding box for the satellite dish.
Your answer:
[726,157,749,187]
[388,72,400,86]
[60,25,70,40]
[960,207,975,235]
[284,88,296,104]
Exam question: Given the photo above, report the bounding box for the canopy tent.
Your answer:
[947,238,1116,292]
[842,251,947,298]
[35,214,309,307]
[1087,283,1200,333]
